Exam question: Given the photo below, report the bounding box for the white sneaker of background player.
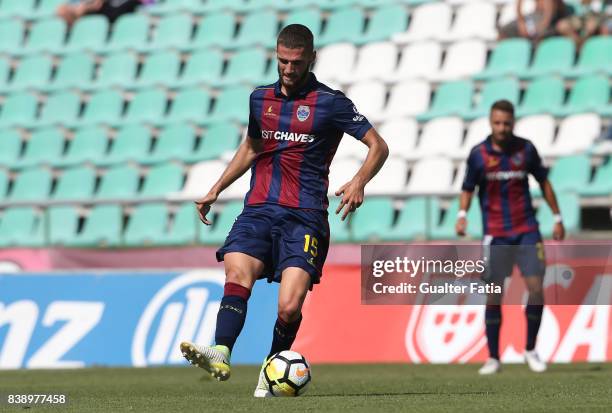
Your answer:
[478,358,501,375]
[253,358,273,398]
[525,350,547,373]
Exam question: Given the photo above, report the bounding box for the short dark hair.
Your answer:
[277,24,314,52]
[490,99,515,116]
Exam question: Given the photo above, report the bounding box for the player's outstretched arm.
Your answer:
[195,136,263,225]
[540,179,565,241]
[456,191,473,237]
[335,128,389,221]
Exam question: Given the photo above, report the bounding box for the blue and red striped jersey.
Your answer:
[462,135,548,237]
[244,74,372,210]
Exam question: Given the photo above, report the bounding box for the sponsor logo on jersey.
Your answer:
[486,170,527,181]
[262,130,316,143]
[264,105,277,118]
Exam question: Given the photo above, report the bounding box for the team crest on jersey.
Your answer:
[296,105,310,122]
[511,153,523,166]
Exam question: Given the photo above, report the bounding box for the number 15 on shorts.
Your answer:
[303,234,318,257]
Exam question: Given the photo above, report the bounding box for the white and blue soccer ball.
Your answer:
[263,350,311,397]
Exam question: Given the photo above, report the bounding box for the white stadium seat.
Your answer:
[411,117,464,160]
[389,41,442,81]
[406,157,455,195]
[378,118,419,161]
[219,170,251,201]
[392,2,453,43]
[346,80,387,123]
[328,158,361,195]
[499,0,536,26]
[335,133,368,161]
[514,115,556,157]
[457,117,491,159]
[345,41,398,83]
[178,160,226,200]
[444,2,497,41]
[365,157,409,195]
[549,113,602,157]
[452,162,467,193]
[383,80,431,119]
[431,39,487,81]
[314,43,357,84]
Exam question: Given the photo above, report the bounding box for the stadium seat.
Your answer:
[52,165,96,201]
[317,7,365,47]
[516,77,565,117]
[354,4,408,45]
[532,154,591,198]
[328,159,361,196]
[347,81,387,122]
[389,41,442,81]
[201,0,245,13]
[48,206,80,246]
[350,197,395,241]
[172,49,224,88]
[0,169,6,200]
[19,18,67,56]
[0,56,9,89]
[180,160,227,199]
[0,0,36,18]
[378,119,419,160]
[392,2,452,43]
[75,205,123,247]
[95,165,140,199]
[5,55,53,92]
[131,50,181,89]
[8,167,52,201]
[283,8,323,37]
[0,92,38,128]
[327,198,351,242]
[187,11,235,50]
[202,201,244,244]
[0,207,41,247]
[521,37,575,79]
[458,117,490,159]
[98,125,151,166]
[548,113,601,157]
[417,80,473,121]
[142,123,197,165]
[238,0,282,12]
[162,89,211,125]
[0,19,24,54]
[218,170,251,201]
[474,39,532,80]
[186,123,241,162]
[412,117,464,159]
[69,89,124,127]
[335,134,368,161]
[345,41,397,84]
[101,13,150,53]
[32,0,65,19]
[86,51,138,90]
[116,88,167,126]
[498,0,536,27]
[464,78,520,120]
[53,126,109,167]
[230,10,278,49]
[315,43,357,84]
[140,163,184,198]
[0,129,23,168]
[553,75,609,116]
[124,203,169,246]
[146,0,203,15]
[35,91,81,128]
[43,52,95,92]
[430,197,482,240]
[405,157,454,194]
[514,115,556,157]
[200,85,251,125]
[162,202,200,246]
[579,160,612,197]
[219,48,268,86]
[386,197,439,241]
[432,40,487,81]
[443,1,496,41]
[565,36,612,78]
[63,15,109,53]
[538,192,580,237]
[365,158,408,195]
[383,80,430,120]
[15,128,65,169]
[142,13,192,51]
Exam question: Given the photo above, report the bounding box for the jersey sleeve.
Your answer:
[330,92,373,140]
[247,93,262,139]
[526,142,548,183]
[461,148,483,192]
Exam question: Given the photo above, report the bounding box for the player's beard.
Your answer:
[278,65,310,93]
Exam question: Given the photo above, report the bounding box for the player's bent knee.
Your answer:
[224,268,255,290]
[277,299,302,323]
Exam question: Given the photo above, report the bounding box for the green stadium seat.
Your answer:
[101,13,150,53]
[140,163,184,198]
[465,77,520,120]
[201,201,243,244]
[516,77,565,117]
[147,0,203,15]
[200,85,251,125]
[275,0,315,11]
[97,125,151,166]
[521,37,575,79]
[219,48,268,86]
[43,52,95,92]
[0,129,23,168]
[553,75,609,116]
[6,55,53,92]
[124,203,169,246]
[33,0,65,18]
[0,207,41,247]
[0,0,36,18]
[186,123,241,162]
[258,58,279,84]
[0,19,24,54]
[162,89,211,125]
[52,165,96,201]
[327,198,350,242]
[53,126,109,167]
[537,192,580,237]
[229,10,278,50]
[532,154,591,197]
[0,169,8,200]
[187,11,235,49]
[48,206,80,246]
[0,92,38,128]
[201,0,245,13]
[142,123,197,165]
[317,8,365,47]
[0,56,9,88]
[360,0,401,6]
[132,50,181,89]
[240,0,285,12]
[96,165,140,199]
[565,36,612,78]
[86,51,138,90]
[15,128,65,169]
[416,80,473,121]
[283,8,323,37]
[350,197,394,241]
[63,15,109,53]
[75,205,123,247]
[115,88,167,126]
[35,91,81,128]
[429,198,482,240]
[162,202,200,245]
[354,4,408,45]
[8,167,52,201]
[141,13,193,51]
[579,160,612,197]
[318,0,363,11]
[70,89,124,127]
[172,49,224,88]
[19,18,67,56]
[474,39,531,80]
[385,197,439,241]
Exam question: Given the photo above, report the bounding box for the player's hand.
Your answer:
[335,177,365,221]
[455,217,467,237]
[194,192,217,225]
[552,222,565,241]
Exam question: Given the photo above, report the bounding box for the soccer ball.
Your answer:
[263,350,311,397]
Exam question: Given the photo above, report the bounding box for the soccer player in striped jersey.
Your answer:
[456,100,565,375]
[180,24,389,396]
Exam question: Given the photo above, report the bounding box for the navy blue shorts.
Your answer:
[216,203,330,285]
[482,230,546,284]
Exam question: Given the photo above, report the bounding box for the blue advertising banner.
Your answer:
[0,270,278,369]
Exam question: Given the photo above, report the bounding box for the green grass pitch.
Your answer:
[1,363,611,412]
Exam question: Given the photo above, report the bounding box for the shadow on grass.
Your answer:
[308,391,491,398]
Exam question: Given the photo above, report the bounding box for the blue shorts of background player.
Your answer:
[482,230,546,284]
[216,203,330,287]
